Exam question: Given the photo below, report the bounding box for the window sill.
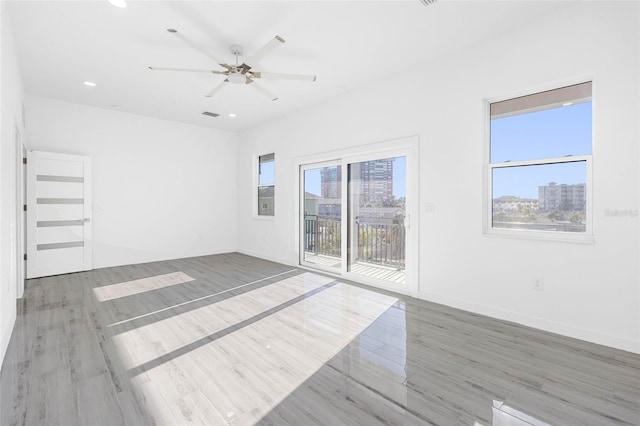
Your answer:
[253,215,275,221]
[484,228,595,244]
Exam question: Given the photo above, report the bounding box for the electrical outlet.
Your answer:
[533,277,544,291]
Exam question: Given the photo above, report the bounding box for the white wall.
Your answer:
[25,96,238,269]
[237,1,640,353]
[0,3,25,367]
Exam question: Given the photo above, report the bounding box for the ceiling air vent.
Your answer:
[419,0,437,6]
[202,111,219,117]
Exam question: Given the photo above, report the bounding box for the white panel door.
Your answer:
[27,151,92,278]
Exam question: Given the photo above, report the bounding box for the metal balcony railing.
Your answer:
[304,218,405,270]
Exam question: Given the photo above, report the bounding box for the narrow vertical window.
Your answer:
[489,82,592,236]
[258,153,275,216]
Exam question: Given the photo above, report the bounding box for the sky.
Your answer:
[491,102,591,198]
[259,159,275,185]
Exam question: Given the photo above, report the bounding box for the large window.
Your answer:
[258,153,275,216]
[488,82,592,236]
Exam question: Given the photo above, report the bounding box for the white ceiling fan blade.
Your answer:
[244,36,285,65]
[149,66,227,75]
[205,81,227,98]
[250,81,279,101]
[167,29,228,67]
[253,71,317,82]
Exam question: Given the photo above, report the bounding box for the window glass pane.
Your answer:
[347,157,406,283]
[492,161,587,233]
[491,102,592,162]
[303,166,342,270]
[490,82,592,163]
[258,186,274,216]
[258,153,275,216]
[259,154,275,186]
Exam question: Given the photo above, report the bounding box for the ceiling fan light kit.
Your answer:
[150,29,316,101]
[227,71,247,84]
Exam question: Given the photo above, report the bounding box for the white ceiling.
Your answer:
[8,0,575,132]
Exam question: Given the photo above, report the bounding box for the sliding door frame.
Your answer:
[295,136,420,296]
[299,159,343,274]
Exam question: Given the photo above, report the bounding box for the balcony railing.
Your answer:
[304,218,405,269]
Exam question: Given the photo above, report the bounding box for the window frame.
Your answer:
[484,81,594,243]
[255,152,275,219]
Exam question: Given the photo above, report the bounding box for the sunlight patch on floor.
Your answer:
[112,272,398,424]
[92,271,195,302]
[106,269,298,328]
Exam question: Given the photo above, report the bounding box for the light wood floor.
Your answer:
[303,253,406,284]
[1,253,638,425]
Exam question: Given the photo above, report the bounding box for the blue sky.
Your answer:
[491,102,591,198]
[259,160,275,185]
[304,168,322,196]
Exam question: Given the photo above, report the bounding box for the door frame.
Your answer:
[26,150,93,279]
[295,135,420,296]
[15,127,26,298]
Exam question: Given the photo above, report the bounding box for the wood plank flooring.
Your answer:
[1,252,638,425]
[303,253,406,284]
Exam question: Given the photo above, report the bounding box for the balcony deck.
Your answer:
[303,253,405,284]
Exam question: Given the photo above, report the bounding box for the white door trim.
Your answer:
[15,127,26,298]
[26,151,93,279]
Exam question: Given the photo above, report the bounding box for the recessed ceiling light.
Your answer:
[108,0,127,8]
[562,102,573,106]
[228,113,237,118]
[83,81,97,87]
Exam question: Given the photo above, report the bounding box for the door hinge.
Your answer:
[22,157,27,165]
[23,204,27,211]
[23,254,27,261]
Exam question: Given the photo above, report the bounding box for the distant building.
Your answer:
[257,186,275,216]
[317,198,341,221]
[304,192,319,217]
[320,159,395,206]
[356,207,405,225]
[358,159,394,204]
[320,167,342,199]
[493,196,538,212]
[538,182,586,211]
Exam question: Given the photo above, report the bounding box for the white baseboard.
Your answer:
[418,291,640,354]
[236,249,295,268]
[0,313,17,371]
[93,248,240,270]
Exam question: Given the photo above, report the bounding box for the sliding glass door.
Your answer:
[347,156,406,284]
[300,148,413,291]
[301,162,342,273]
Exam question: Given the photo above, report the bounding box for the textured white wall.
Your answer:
[236,2,640,352]
[25,96,239,269]
[0,2,25,367]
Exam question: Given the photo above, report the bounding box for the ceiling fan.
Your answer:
[149,29,317,101]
